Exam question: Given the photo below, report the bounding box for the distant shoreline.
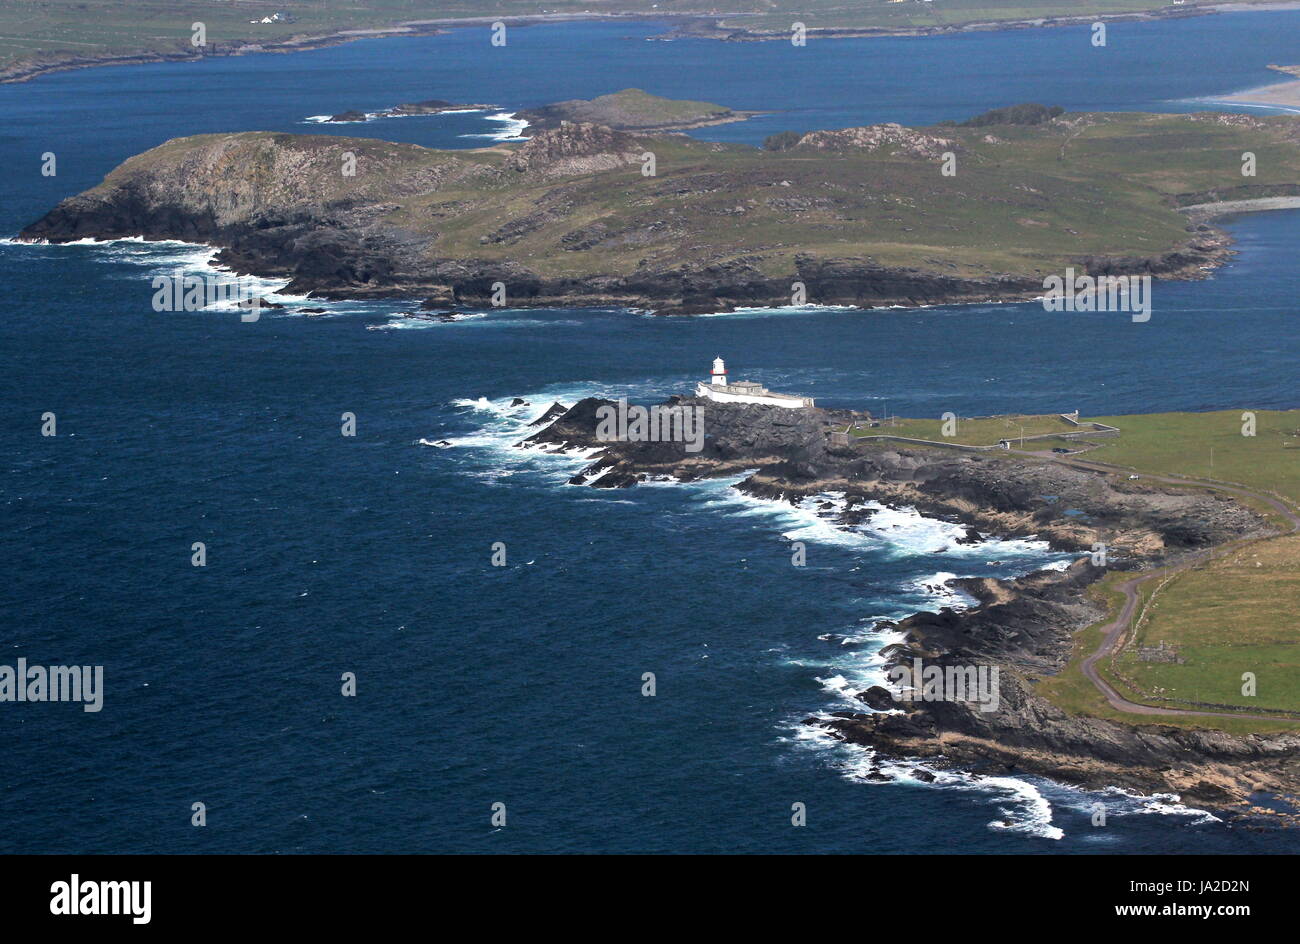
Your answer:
[2,2,1295,87]
[1200,77,1300,112]
[0,14,650,85]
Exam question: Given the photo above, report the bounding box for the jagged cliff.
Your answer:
[23,109,1299,314]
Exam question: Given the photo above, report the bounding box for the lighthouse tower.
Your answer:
[709,356,727,387]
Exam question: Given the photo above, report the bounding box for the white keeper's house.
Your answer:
[694,357,814,408]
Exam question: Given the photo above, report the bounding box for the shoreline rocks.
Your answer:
[517,395,1296,813]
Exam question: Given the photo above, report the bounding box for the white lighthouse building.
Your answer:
[694,357,814,408]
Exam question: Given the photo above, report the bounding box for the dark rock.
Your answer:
[857,686,897,710]
[238,297,283,309]
[526,402,569,428]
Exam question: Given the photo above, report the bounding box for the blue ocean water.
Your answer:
[2,15,1299,853]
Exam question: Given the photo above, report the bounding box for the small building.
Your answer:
[694,357,814,409]
[1137,640,1184,664]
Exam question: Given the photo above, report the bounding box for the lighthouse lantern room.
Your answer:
[710,357,727,387]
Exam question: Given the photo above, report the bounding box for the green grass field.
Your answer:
[1114,534,1300,713]
[837,408,1300,730]
[851,413,1082,445]
[1034,409,1300,730]
[1086,409,1300,505]
[1034,571,1300,734]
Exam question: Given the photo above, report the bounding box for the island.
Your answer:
[322,99,496,122]
[515,383,1300,815]
[19,102,1300,315]
[514,88,755,132]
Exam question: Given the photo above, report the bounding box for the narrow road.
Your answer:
[1014,450,1300,722]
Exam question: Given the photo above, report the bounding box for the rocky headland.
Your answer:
[517,395,1300,812]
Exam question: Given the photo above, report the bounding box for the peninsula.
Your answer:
[20,104,1300,314]
[517,390,1300,814]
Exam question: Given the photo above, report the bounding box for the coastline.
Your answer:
[0,14,670,85]
[2,2,1293,88]
[516,395,1300,815]
[1179,195,1300,221]
[17,231,1232,317]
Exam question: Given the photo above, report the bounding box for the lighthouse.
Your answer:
[710,356,727,387]
[694,356,815,408]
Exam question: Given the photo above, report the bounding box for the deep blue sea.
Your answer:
[2,13,1299,853]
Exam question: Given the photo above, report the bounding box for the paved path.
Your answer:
[1012,451,1300,722]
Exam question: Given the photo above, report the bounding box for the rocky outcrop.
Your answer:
[524,397,1264,559]
[822,669,1300,809]
[794,123,955,159]
[508,122,643,176]
[325,99,497,122]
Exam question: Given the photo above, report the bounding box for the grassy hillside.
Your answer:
[1037,570,1300,734]
[27,110,1300,309]
[425,111,1300,281]
[859,408,1300,732]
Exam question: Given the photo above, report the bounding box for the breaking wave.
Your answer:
[459,110,530,141]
